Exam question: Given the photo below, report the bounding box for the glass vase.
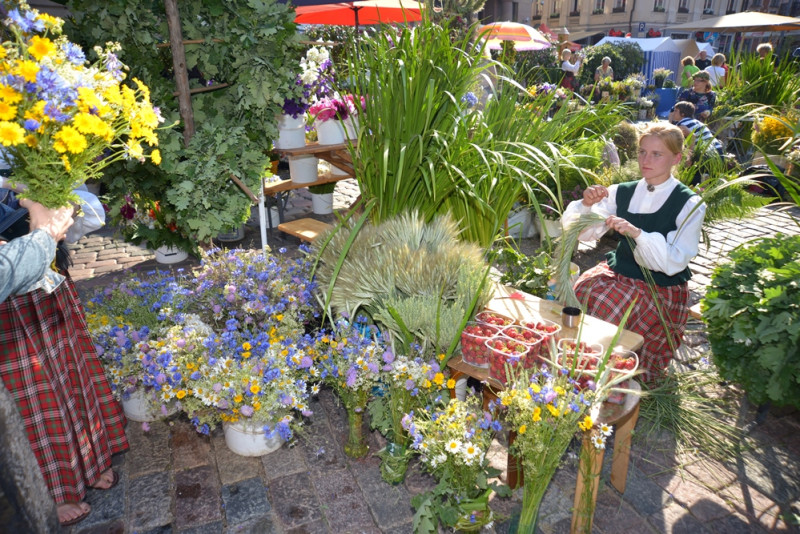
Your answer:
[344,404,368,458]
[378,442,409,484]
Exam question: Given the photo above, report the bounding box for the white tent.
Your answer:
[595,36,682,85]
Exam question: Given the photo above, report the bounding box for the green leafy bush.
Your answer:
[703,234,800,407]
[579,42,644,87]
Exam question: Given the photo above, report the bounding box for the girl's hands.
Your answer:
[582,185,609,207]
[606,215,641,238]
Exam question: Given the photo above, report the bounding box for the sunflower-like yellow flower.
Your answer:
[60,154,70,170]
[0,85,22,104]
[546,403,560,417]
[0,102,17,121]
[250,383,260,394]
[433,372,444,386]
[518,424,527,435]
[53,125,87,154]
[28,35,56,61]
[578,415,594,432]
[0,121,25,146]
[150,149,161,165]
[532,406,542,422]
[16,60,39,83]
[234,394,243,403]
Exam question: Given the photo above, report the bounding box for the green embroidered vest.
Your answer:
[605,181,695,287]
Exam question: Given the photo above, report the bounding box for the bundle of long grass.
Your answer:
[552,212,607,308]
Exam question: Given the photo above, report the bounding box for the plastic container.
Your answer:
[475,310,515,328]
[499,326,544,368]
[485,337,529,385]
[460,322,499,368]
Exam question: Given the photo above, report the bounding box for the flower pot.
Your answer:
[344,116,359,140]
[311,192,333,215]
[217,224,245,242]
[638,108,648,121]
[316,119,346,146]
[533,215,562,239]
[506,207,536,238]
[154,245,188,265]
[289,155,319,184]
[223,421,284,457]
[275,113,306,149]
[122,388,178,422]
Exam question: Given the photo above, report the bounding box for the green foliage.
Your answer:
[579,42,644,86]
[510,47,561,86]
[703,234,800,408]
[613,120,639,164]
[495,243,554,299]
[62,0,303,249]
[312,212,490,360]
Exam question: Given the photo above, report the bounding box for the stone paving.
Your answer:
[2,178,800,533]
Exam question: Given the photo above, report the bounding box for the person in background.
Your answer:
[0,199,74,302]
[560,48,582,91]
[705,53,727,87]
[669,101,725,185]
[695,50,711,70]
[0,185,127,528]
[594,56,614,82]
[680,56,700,88]
[757,42,774,62]
[677,71,716,121]
[561,123,706,382]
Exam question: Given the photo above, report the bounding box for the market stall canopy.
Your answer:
[478,21,552,51]
[595,36,681,84]
[294,0,423,26]
[671,39,715,59]
[665,12,800,33]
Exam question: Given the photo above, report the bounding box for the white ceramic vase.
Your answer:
[223,421,284,457]
[533,215,562,239]
[289,155,319,184]
[275,113,306,149]
[311,192,333,215]
[122,389,178,422]
[154,245,188,265]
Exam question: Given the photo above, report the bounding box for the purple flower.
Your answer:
[346,368,358,388]
[213,382,223,392]
[212,305,222,314]
[156,373,166,385]
[300,356,313,369]
[405,379,415,391]
[240,405,254,417]
[382,349,395,365]
[176,338,186,349]
[367,362,378,373]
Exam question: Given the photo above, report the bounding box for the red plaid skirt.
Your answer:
[574,262,689,382]
[0,277,128,505]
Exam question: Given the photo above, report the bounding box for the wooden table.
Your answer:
[446,284,644,533]
[258,141,356,249]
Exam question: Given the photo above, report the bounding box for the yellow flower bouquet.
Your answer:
[0,3,162,207]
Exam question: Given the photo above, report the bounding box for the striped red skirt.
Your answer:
[0,276,128,505]
[574,262,689,382]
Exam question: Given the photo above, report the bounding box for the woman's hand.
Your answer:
[582,185,609,207]
[606,215,641,238]
[20,198,75,242]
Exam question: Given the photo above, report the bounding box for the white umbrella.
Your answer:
[665,11,800,33]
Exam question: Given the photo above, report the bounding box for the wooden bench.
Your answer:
[276,218,332,242]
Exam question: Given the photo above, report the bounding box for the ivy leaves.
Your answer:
[703,234,800,407]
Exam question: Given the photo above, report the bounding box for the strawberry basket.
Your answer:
[460,322,499,368]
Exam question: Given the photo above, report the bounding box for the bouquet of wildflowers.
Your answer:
[312,316,384,457]
[111,193,193,252]
[368,347,444,483]
[282,44,335,118]
[172,325,313,439]
[179,248,320,339]
[0,3,163,208]
[403,395,507,533]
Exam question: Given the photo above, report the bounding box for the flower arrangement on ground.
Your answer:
[178,247,320,339]
[111,193,194,252]
[0,3,163,208]
[313,316,385,457]
[85,272,181,400]
[368,347,444,483]
[403,395,508,533]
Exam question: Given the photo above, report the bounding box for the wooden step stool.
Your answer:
[277,218,332,242]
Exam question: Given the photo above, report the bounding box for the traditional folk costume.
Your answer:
[0,187,127,508]
[562,178,706,381]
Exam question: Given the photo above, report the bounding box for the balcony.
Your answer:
[703,8,715,13]
[678,6,689,12]
[549,11,561,17]
[654,6,666,11]
[612,6,626,11]
[592,8,605,14]
[569,10,581,16]
[532,14,542,20]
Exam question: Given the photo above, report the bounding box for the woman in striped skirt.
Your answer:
[561,123,706,382]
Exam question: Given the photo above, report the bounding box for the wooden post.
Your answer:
[164,0,195,146]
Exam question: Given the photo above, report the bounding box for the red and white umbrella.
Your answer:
[478,21,552,51]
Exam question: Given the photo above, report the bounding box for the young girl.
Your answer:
[560,49,582,91]
[561,123,706,382]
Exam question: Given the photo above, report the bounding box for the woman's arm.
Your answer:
[561,184,618,241]
[0,230,55,302]
[562,60,581,74]
[631,196,706,275]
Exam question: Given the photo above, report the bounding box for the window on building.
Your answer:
[654,0,665,9]
[742,0,750,9]
[614,0,626,10]
[534,0,542,16]
[678,0,689,10]
[512,1,519,20]
[594,0,605,10]
[703,0,713,9]
[727,0,737,11]
[573,0,580,13]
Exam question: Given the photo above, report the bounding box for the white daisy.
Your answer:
[445,439,462,454]
[600,423,613,437]
[592,435,606,449]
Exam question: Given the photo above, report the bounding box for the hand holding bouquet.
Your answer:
[0,3,163,208]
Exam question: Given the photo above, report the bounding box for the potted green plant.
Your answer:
[309,181,337,214]
[703,234,800,409]
[653,67,673,89]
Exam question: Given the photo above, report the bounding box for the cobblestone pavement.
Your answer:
[3,179,800,533]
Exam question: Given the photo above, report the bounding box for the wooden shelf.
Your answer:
[277,218,333,242]
[263,172,352,195]
[276,140,357,179]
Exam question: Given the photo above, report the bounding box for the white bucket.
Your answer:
[275,113,306,149]
[534,216,562,239]
[345,116,359,140]
[217,225,245,242]
[289,155,319,184]
[154,245,188,265]
[506,208,536,238]
[223,421,284,457]
[316,119,346,146]
[122,389,177,422]
[312,192,334,215]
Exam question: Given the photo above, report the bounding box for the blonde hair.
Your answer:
[682,56,695,66]
[757,43,773,54]
[711,53,726,66]
[561,49,572,61]
[639,123,684,156]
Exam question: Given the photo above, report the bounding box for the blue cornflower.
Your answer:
[8,9,45,33]
[23,119,39,131]
[461,91,478,108]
